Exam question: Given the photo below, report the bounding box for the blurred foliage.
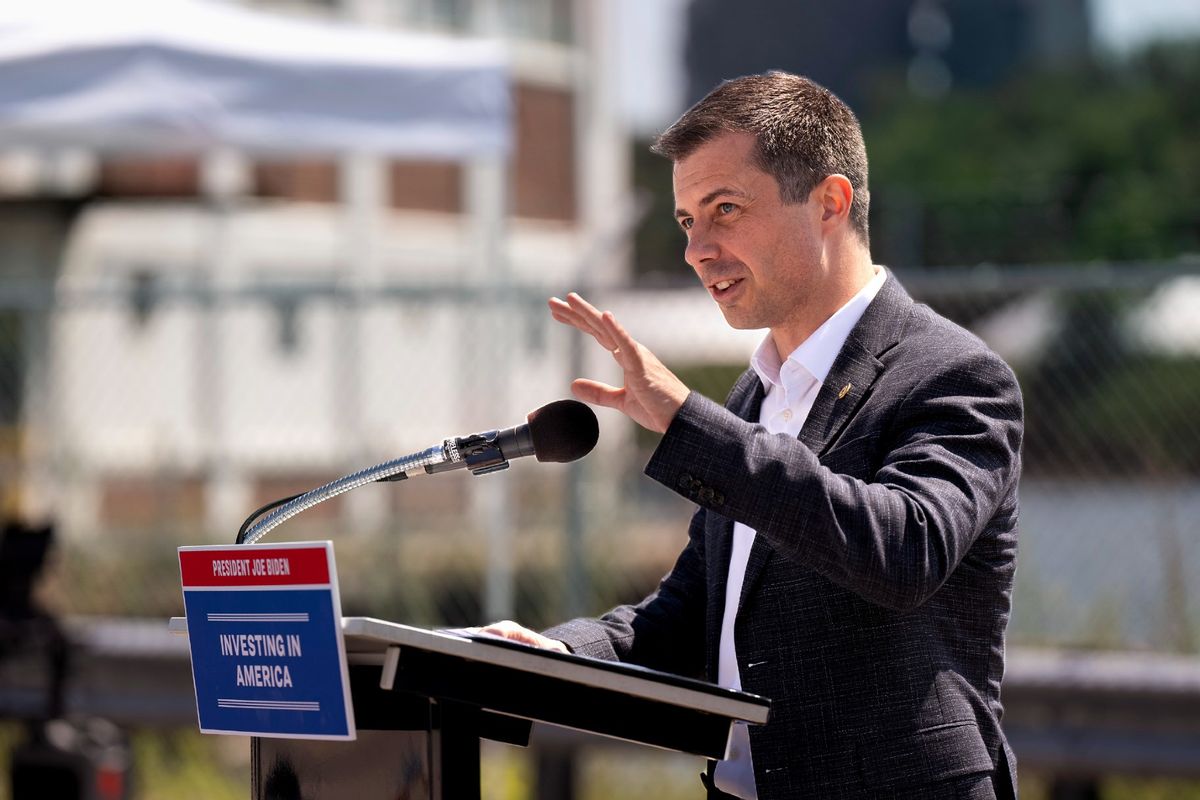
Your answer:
[866,41,1200,267]
[672,362,749,407]
[0,723,16,800]
[1009,288,1200,479]
[630,139,686,284]
[1104,777,1200,800]
[130,729,246,800]
[0,724,246,800]
[0,315,21,427]
[480,742,533,800]
[7,721,1200,800]
[1054,354,1200,475]
[578,749,703,800]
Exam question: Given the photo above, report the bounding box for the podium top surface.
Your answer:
[341,617,769,724]
[169,615,769,725]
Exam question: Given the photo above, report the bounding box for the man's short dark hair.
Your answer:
[653,71,870,245]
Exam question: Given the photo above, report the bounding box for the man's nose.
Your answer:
[684,225,719,269]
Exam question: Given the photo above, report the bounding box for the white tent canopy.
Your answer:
[0,0,509,158]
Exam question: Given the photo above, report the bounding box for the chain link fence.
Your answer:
[0,259,1193,655]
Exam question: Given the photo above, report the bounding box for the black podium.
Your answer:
[173,615,770,799]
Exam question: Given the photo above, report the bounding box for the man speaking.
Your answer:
[484,72,1022,799]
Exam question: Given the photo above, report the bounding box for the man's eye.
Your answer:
[680,218,693,230]
[718,202,736,214]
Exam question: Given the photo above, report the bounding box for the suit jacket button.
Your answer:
[699,487,714,502]
[678,474,692,489]
[714,492,725,505]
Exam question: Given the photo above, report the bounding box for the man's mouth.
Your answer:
[710,278,742,296]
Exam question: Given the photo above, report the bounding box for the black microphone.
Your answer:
[410,399,600,478]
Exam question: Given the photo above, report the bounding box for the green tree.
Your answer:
[865,41,1200,267]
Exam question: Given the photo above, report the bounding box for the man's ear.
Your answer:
[817,174,854,228]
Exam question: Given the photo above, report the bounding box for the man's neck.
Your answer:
[771,256,877,360]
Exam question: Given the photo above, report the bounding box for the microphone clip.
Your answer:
[453,431,512,476]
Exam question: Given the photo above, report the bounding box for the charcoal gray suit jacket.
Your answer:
[546,274,1023,798]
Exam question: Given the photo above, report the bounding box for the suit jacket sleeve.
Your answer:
[646,347,1023,612]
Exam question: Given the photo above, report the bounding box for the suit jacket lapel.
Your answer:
[800,274,910,454]
[798,342,884,455]
[736,274,912,609]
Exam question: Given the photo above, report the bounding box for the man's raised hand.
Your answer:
[548,292,689,434]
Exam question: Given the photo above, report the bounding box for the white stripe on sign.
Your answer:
[206,613,310,622]
[217,699,320,711]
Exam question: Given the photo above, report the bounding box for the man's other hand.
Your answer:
[474,620,570,654]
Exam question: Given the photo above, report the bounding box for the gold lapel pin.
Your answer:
[838,383,852,399]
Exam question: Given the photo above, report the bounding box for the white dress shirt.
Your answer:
[713,267,886,799]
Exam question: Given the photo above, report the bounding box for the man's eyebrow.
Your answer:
[674,187,749,219]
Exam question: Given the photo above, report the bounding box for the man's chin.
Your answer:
[718,308,763,331]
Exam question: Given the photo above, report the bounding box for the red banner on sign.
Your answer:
[180,545,331,587]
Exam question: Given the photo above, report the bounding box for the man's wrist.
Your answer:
[655,385,691,433]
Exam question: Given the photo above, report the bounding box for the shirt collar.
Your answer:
[751,266,887,392]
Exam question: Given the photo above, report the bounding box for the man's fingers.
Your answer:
[548,296,585,324]
[564,293,625,351]
[564,291,603,318]
[550,303,603,341]
[599,311,643,364]
[476,621,537,644]
[475,621,568,653]
[549,296,619,352]
[550,292,652,372]
[571,378,624,408]
[553,293,603,329]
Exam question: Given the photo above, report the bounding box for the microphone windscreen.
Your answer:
[527,400,599,463]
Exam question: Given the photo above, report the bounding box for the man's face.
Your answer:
[672,131,827,350]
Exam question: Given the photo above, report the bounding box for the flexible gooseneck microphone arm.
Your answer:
[236,399,598,545]
[237,444,448,545]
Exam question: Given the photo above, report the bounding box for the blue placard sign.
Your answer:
[178,541,356,739]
